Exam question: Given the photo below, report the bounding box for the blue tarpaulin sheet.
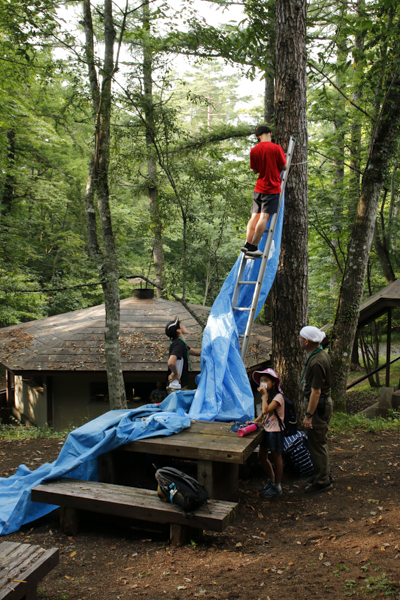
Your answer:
[188,195,285,422]
[0,195,284,535]
[0,407,190,535]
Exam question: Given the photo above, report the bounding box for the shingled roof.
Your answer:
[358,278,400,327]
[0,297,271,375]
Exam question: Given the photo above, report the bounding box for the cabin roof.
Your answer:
[0,297,271,375]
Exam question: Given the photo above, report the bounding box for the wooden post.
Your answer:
[46,376,53,427]
[386,308,392,387]
[6,369,14,408]
[60,507,79,536]
[170,524,202,547]
[197,461,239,501]
[98,452,117,483]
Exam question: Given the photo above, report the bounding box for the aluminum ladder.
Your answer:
[232,135,296,362]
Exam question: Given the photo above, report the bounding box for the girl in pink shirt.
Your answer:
[253,368,285,497]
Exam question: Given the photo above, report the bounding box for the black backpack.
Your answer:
[274,396,298,437]
[155,467,209,514]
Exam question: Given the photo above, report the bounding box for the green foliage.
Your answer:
[330,411,400,433]
[364,573,399,597]
[342,573,399,598]
[1,0,400,394]
[0,417,71,440]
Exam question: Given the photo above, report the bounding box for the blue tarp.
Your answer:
[0,195,284,535]
[188,195,285,422]
[0,407,190,535]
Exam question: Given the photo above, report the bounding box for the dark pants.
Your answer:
[305,397,333,485]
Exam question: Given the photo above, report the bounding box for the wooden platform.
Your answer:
[0,542,59,600]
[31,478,237,545]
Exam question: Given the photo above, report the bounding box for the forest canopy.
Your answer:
[1,0,400,407]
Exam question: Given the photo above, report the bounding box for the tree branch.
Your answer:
[310,148,363,175]
[308,62,373,120]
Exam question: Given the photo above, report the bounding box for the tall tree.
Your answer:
[82,0,127,409]
[272,0,308,405]
[330,5,400,406]
[142,0,166,297]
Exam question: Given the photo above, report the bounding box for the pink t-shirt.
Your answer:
[264,393,285,432]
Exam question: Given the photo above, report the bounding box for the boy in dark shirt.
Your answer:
[165,316,201,393]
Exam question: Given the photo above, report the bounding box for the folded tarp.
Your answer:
[0,407,190,535]
[188,195,285,422]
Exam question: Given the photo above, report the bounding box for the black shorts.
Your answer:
[252,192,280,214]
[263,430,284,453]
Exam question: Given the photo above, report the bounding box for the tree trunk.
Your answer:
[330,65,400,408]
[331,34,347,290]
[350,332,361,370]
[263,0,275,126]
[83,0,127,410]
[349,0,364,219]
[264,71,274,126]
[272,0,308,409]
[143,0,166,298]
[374,214,396,284]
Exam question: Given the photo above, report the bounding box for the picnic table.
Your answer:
[98,420,263,501]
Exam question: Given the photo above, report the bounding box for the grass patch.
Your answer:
[347,354,400,391]
[330,411,400,433]
[0,418,72,440]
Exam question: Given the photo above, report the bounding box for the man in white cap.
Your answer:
[299,326,333,493]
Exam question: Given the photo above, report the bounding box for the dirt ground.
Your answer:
[0,425,399,600]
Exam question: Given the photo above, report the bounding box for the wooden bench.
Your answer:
[31,479,237,546]
[0,542,59,600]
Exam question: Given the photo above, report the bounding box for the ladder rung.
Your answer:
[238,280,257,285]
[232,306,251,312]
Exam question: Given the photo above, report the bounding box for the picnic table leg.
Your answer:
[197,461,239,501]
[60,506,79,536]
[24,587,38,600]
[170,524,203,547]
[98,451,117,483]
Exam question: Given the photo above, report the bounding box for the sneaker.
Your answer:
[304,482,333,494]
[261,484,282,497]
[241,242,257,253]
[259,479,274,492]
[245,249,263,259]
[307,473,334,485]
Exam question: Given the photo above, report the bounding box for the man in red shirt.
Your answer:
[242,125,287,258]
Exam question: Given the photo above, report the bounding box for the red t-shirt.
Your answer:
[250,142,287,194]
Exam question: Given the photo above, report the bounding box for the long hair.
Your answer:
[266,377,280,402]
